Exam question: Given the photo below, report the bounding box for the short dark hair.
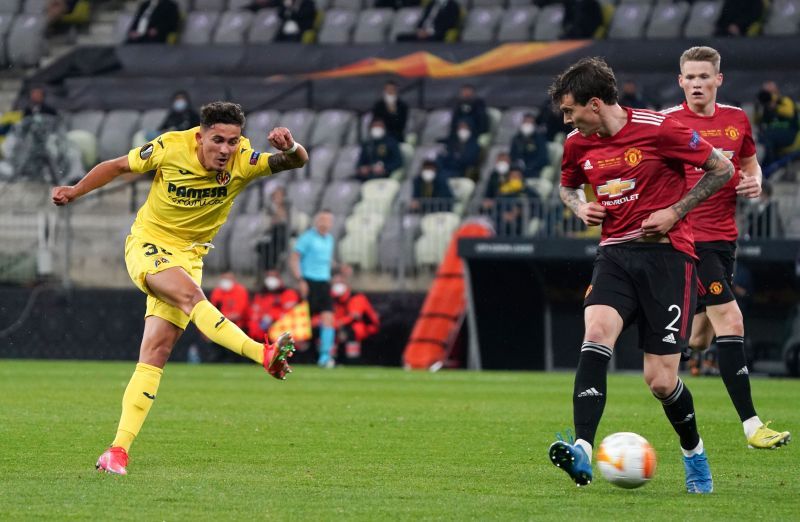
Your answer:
[548,57,618,107]
[200,101,246,128]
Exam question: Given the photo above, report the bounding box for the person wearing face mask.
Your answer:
[510,113,549,179]
[370,81,408,143]
[275,0,316,42]
[355,118,403,182]
[410,159,453,213]
[330,274,380,363]
[208,272,251,362]
[494,164,539,236]
[438,120,481,181]
[396,0,460,42]
[448,84,489,140]
[482,151,511,212]
[159,91,200,133]
[247,270,301,340]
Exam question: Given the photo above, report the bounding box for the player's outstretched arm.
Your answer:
[642,149,733,236]
[267,127,309,174]
[560,184,606,226]
[51,156,133,206]
[736,154,763,198]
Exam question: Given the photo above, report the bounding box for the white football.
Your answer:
[596,432,657,489]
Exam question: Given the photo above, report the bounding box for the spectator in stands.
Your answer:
[331,273,380,363]
[448,84,489,139]
[290,210,338,367]
[126,0,179,44]
[355,118,403,182]
[745,181,783,239]
[275,0,317,42]
[537,99,571,141]
[493,163,539,236]
[208,272,250,362]
[510,113,549,179]
[482,151,511,211]
[561,0,603,40]
[619,80,650,110]
[410,158,453,213]
[159,91,201,133]
[370,81,408,143]
[396,0,460,42]
[715,0,764,37]
[243,0,276,11]
[247,270,301,341]
[24,87,58,118]
[257,185,291,271]
[438,120,481,180]
[756,81,800,166]
[47,0,79,34]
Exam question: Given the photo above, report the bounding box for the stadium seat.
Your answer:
[68,110,106,136]
[358,177,400,215]
[353,8,393,44]
[193,0,227,11]
[332,0,363,8]
[97,110,142,162]
[461,6,503,43]
[320,180,361,216]
[0,14,14,67]
[546,141,563,171]
[471,0,507,6]
[607,3,651,39]
[317,9,357,44]
[247,8,281,43]
[763,0,800,36]
[0,0,20,14]
[308,144,339,181]
[287,178,325,216]
[65,130,97,169]
[180,11,220,44]
[23,0,47,14]
[389,7,423,41]
[497,6,538,42]
[683,0,722,38]
[645,2,689,39]
[532,4,564,41]
[309,109,355,148]
[244,109,282,152]
[114,12,134,44]
[447,177,475,215]
[378,212,420,272]
[415,212,460,267]
[7,14,46,67]
[405,108,428,145]
[345,212,386,240]
[139,108,169,135]
[493,106,536,145]
[420,109,452,145]
[213,10,253,44]
[330,144,361,180]
[508,0,531,5]
[228,213,270,274]
[227,0,252,9]
[276,109,316,146]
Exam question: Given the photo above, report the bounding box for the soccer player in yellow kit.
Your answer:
[51,102,308,475]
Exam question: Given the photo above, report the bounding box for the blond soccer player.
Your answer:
[52,101,307,475]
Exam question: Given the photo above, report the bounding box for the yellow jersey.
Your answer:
[127,127,272,248]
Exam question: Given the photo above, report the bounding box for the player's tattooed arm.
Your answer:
[560,184,606,226]
[671,148,734,219]
[560,185,585,215]
[268,150,307,174]
[266,127,309,174]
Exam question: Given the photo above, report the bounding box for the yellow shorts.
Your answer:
[124,234,205,329]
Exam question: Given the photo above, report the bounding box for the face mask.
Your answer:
[332,283,347,296]
[495,161,509,175]
[265,276,281,291]
[457,129,471,142]
[370,126,386,140]
[421,169,436,182]
[384,94,397,105]
[521,122,535,136]
[219,279,233,291]
[173,99,188,112]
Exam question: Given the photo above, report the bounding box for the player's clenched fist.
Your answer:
[577,201,606,226]
[268,127,295,151]
[52,186,78,206]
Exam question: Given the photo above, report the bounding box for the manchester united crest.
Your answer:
[623,148,643,167]
[709,281,723,295]
[216,171,231,186]
[725,126,740,140]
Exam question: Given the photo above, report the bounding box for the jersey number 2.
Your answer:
[665,304,681,332]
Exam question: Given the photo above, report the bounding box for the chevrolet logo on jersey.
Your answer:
[597,178,636,197]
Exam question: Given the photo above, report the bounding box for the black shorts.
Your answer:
[695,241,736,312]
[305,278,333,315]
[584,243,697,355]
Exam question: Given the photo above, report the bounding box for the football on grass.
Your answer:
[596,432,656,489]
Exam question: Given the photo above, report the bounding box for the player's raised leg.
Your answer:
[97,315,180,475]
[549,304,621,486]
[705,301,790,449]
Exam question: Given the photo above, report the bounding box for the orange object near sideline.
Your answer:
[403,221,493,369]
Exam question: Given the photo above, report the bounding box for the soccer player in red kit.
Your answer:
[546,58,734,494]
[663,46,790,449]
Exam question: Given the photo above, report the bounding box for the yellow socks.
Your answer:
[112,363,163,452]
[189,300,264,364]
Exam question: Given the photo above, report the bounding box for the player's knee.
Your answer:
[140,341,173,367]
[176,287,206,315]
[646,373,677,398]
[584,324,616,346]
[689,332,710,352]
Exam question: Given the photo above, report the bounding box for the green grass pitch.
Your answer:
[0,360,797,521]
